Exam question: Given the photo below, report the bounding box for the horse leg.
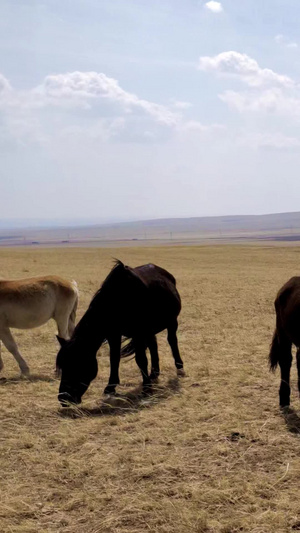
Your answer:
[296,348,300,400]
[68,319,75,338]
[0,341,3,373]
[68,297,78,338]
[104,334,121,395]
[278,337,292,408]
[54,312,69,340]
[148,335,160,381]
[168,320,184,376]
[135,339,151,390]
[0,328,30,376]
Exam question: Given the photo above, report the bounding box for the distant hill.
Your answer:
[1,212,300,247]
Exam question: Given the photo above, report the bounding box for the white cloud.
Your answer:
[0,70,224,147]
[179,120,225,133]
[198,50,300,126]
[275,34,298,49]
[205,1,223,13]
[170,99,192,110]
[287,42,298,49]
[220,88,284,112]
[198,51,294,88]
[219,88,300,117]
[238,132,300,150]
[33,71,179,125]
[275,34,284,45]
[0,74,11,94]
[0,71,180,127]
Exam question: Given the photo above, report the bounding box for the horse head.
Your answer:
[56,336,98,406]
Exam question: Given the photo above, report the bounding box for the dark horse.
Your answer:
[56,261,184,405]
[269,276,300,407]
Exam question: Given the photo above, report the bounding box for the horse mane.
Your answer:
[89,260,125,303]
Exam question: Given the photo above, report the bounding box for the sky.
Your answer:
[1,0,300,223]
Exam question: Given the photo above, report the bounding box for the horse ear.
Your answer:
[56,335,67,347]
[113,258,125,269]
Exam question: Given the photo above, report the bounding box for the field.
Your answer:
[1,245,300,533]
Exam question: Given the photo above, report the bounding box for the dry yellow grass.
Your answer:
[1,245,300,533]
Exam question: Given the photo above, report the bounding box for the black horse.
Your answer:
[56,261,184,405]
[269,276,300,407]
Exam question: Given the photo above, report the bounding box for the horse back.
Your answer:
[134,264,176,286]
[0,276,78,329]
[130,263,181,317]
[0,275,77,299]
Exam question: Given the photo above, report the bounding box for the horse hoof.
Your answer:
[21,368,30,378]
[177,368,185,377]
[142,384,153,396]
[104,386,116,396]
[150,373,159,383]
[280,402,290,409]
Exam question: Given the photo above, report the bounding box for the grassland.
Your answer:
[1,245,300,533]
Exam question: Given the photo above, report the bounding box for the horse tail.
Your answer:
[120,339,135,358]
[269,327,281,371]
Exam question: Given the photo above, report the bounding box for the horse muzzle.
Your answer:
[58,391,81,406]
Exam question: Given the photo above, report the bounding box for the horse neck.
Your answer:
[73,306,105,351]
[73,275,122,347]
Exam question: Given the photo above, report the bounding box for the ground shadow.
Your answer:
[58,376,182,419]
[0,373,56,385]
[281,407,300,434]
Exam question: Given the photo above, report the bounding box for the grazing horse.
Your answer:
[0,276,78,376]
[269,276,300,407]
[56,261,183,405]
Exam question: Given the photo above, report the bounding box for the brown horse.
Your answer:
[269,276,300,407]
[0,276,78,375]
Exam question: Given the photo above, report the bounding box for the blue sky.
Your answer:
[1,0,300,222]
